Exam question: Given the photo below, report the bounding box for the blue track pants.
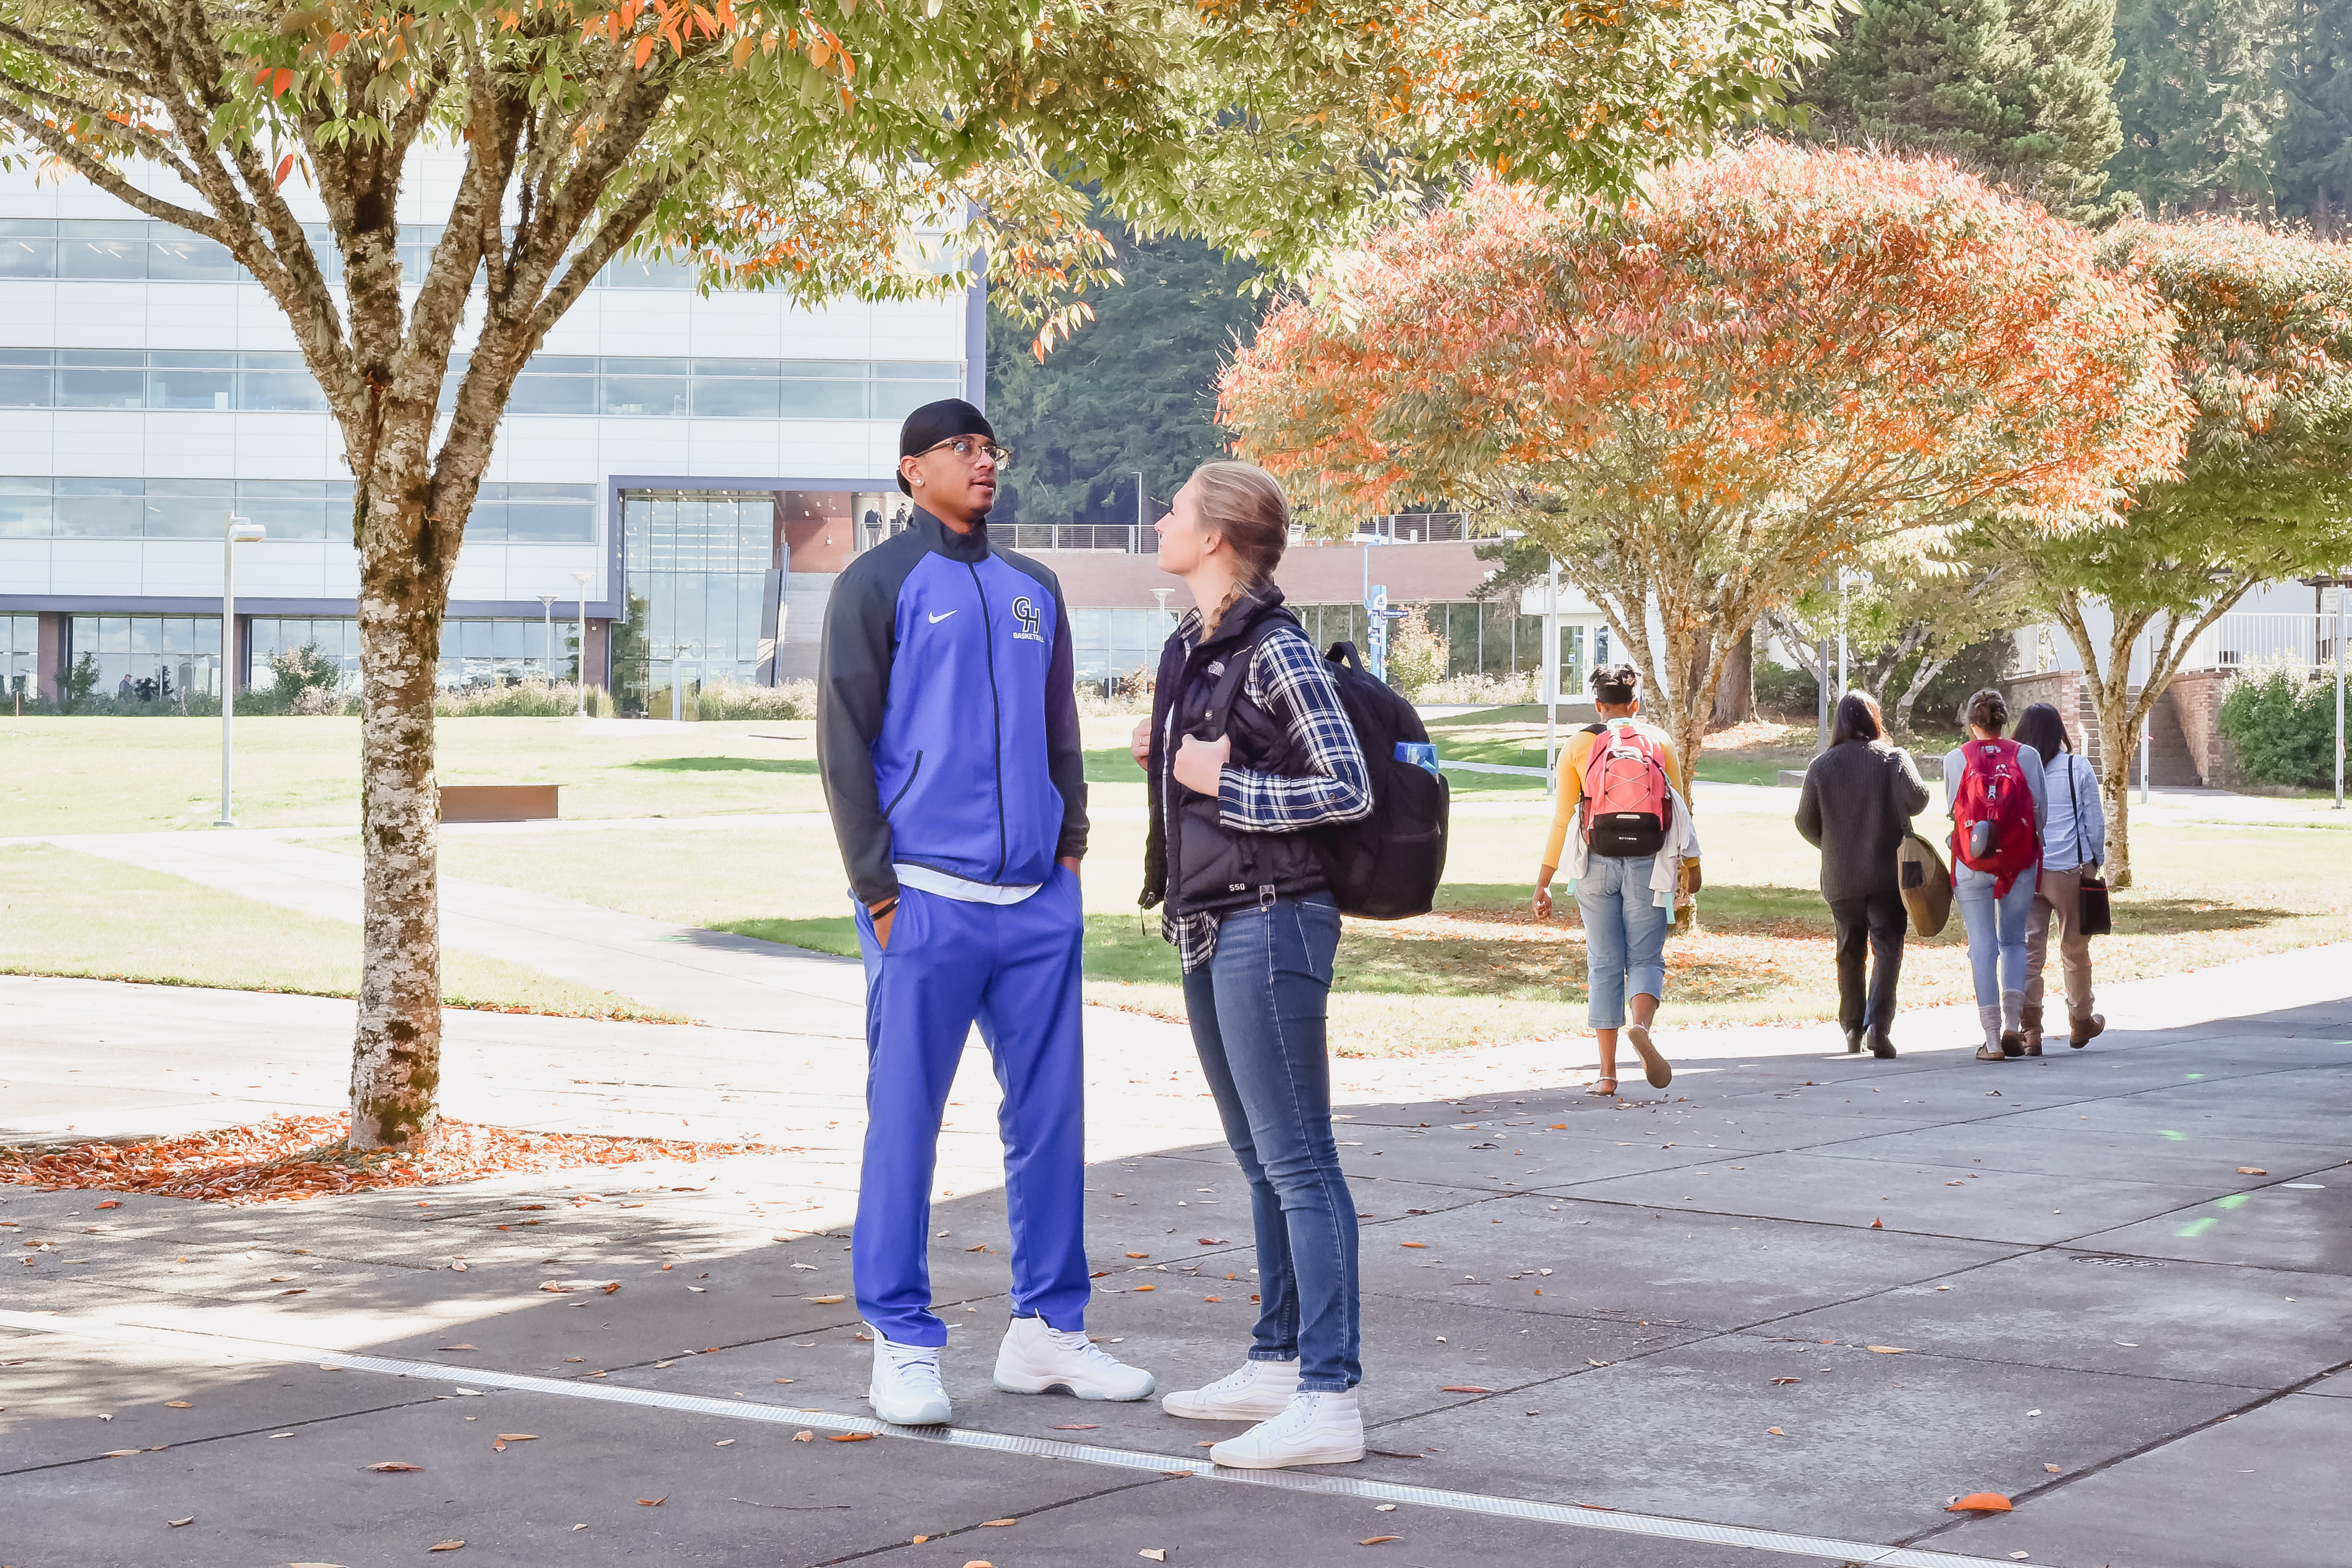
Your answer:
[850,865,1090,1347]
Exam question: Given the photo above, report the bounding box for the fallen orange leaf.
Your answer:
[1441,1385,1492,1393]
[637,1496,666,1506]
[495,1434,537,1442]
[1360,1536,1401,1545]
[1866,1345,1909,1355]
[428,1540,465,1551]
[1946,1493,2013,1513]
[365,1462,424,1472]
[829,1433,875,1443]
[981,1518,1016,1526]
[2238,1167,2267,1175]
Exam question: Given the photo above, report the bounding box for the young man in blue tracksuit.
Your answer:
[818,398,1154,1426]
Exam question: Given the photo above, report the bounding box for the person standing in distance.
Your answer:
[818,398,1154,1426]
[1795,691,1932,1058]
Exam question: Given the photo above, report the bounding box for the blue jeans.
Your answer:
[1955,865,2038,1006]
[1576,854,1669,1028]
[1180,892,1360,1393]
[850,867,1091,1348]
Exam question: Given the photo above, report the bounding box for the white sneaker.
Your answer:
[1162,1358,1301,1421]
[1208,1389,1365,1469]
[992,1316,1155,1401]
[868,1327,952,1426]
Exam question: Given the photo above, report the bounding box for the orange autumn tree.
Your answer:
[1222,142,2192,784]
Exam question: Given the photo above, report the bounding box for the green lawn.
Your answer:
[373,806,2350,1053]
[0,843,680,1020]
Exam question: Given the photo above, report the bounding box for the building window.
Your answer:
[0,477,594,542]
[1070,607,1175,687]
[65,615,224,702]
[616,490,776,712]
[2,615,37,702]
[247,616,581,691]
[0,348,962,421]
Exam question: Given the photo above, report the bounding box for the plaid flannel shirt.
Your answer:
[1163,612,1372,971]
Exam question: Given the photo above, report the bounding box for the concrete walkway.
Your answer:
[5,949,2351,1567]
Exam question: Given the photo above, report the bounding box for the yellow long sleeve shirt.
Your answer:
[1538,719,1696,874]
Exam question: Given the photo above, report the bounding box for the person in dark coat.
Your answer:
[1795,692,1931,1057]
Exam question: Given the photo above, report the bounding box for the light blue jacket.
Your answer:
[2039,751,2106,869]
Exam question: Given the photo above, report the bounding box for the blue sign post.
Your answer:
[1365,584,1408,683]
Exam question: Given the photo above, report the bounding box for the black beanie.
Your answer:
[898,398,996,495]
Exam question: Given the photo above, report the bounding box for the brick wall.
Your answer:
[2005,670,2105,770]
[2165,670,2238,788]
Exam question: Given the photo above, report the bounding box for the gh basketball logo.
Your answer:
[1010,595,1046,644]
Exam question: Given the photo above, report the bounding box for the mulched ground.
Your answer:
[0,1115,785,1205]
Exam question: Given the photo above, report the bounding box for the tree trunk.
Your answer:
[347,452,460,1149]
[1710,628,1755,727]
[1892,650,1953,738]
[2094,696,2140,894]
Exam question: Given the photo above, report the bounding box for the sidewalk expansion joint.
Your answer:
[0,1308,2030,1568]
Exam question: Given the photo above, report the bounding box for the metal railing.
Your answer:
[2198,612,2341,671]
[1006,522,1149,553]
[1355,512,1473,544]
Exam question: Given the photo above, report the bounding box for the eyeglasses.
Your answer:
[913,435,1010,465]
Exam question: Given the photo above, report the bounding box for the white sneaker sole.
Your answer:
[993,1369,1155,1402]
[1208,1435,1365,1469]
[1626,1023,1672,1088]
[869,1388,952,1427]
[1162,1391,1297,1421]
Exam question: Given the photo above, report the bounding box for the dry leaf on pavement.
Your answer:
[2239,1168,2266,1175]
[1360,1536,1401,1545]
[637,1497,666,1507]
[1441,1386,1492,1393]
[168,1516,193,1527]
[1050,1423,1099,1430]
[495,1435,537,1442]
[1866,1345,1909,1355]
[427,1541,465,1552]
[1140,1552,1168,1563]
[1945,1493,2014,1513]
[792,1430,814,1441]
[828,1433,875,1443]
[982,1518,1016,1526]
[2045,1464,2062,1473]
[365,1462,424,1472]
[806,1295,846,1304]
[1766,1427,1785,1436]
[165,1400,192,1408]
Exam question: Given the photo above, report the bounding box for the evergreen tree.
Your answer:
[2110,0,2287,217]
[1804,0,2125,218]
[2271,0,2352,235]
[987,225,1267,532]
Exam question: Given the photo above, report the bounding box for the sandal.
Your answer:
[1586,1077,1618,1096]
[1974,1045,2007,1062]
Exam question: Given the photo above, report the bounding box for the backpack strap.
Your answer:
[1325,640,1366,675]
[1202,612,1298,739]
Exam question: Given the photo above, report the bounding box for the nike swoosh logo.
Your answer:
[928,610,957,624]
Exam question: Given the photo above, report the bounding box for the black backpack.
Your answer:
[1312,641,1449,919]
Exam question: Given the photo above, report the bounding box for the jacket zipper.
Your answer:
[967,563,1007,878]
[883,750,923,818]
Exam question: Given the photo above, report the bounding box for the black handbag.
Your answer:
[2067,762,2112,936]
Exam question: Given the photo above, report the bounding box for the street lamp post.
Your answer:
[570,571,591,717]
[216,514,266,826]
[537,594,559,683]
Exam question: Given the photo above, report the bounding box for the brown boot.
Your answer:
[2021,1002,2044,1056]
[2070,1013,2105,1048]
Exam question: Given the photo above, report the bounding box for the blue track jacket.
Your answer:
[816,507,1087,905]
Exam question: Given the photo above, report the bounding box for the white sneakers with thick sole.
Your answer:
[1208,1390,1365,1469]
[992,1316,1156,1401]
[1161,1358,1301,1421]
[868,1328,953,1427]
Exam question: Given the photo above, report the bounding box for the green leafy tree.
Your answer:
[1385,604,1449,697]
[0,0,1840,1148]
[2271,0,2352,236]
[2018,217,2352,884]
[1803,0,2126,218]
[989,223,1266,530]
[57,651,100,714]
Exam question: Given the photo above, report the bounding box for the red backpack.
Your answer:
[1580,719,1674,857]
[1950,738,2040,896]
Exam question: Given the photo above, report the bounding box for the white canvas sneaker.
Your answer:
[1208,1389,1365,1469]
[992,1316,1156,1401]
[1161,1358,1301,1420]
[868,1328,952,1426]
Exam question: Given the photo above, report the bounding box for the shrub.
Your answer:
[1414,670,1538,705]
[436,678,588,717]
[57,651,100,713]
[694,677,816,720]
[2218,659,2342,788]
[1385,603,1449,697]
[1754,660,1819,719]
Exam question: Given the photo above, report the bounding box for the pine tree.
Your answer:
[987,225,1267,532]
[2270,0,2352,235]
[2110,0,2287,217]
[1803,0,2125,218]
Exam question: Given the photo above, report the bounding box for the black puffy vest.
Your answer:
[1141,589,1331,919]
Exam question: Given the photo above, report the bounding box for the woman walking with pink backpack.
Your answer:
[1946,688,2048,1060]
[1533,665,1702,1096]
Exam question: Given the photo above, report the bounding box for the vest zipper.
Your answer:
[967,563,1007,878]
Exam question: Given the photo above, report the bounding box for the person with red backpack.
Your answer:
[1533,664,1702,1095]
[1944,688,2049,1060]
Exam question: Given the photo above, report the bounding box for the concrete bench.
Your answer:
[439,784,559,823]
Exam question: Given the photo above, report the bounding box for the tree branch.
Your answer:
[0,95,227,241]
